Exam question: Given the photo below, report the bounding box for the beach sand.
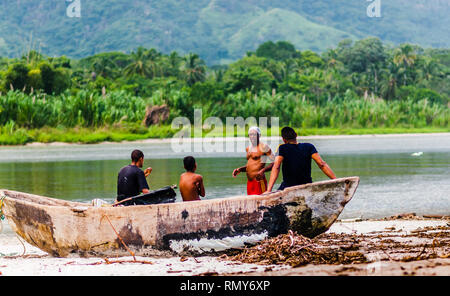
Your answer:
[0,217,448,276]
[22,132,450,147]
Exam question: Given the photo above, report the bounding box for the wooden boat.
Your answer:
[0,176,359,257]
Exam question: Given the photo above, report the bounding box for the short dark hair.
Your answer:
[281,127,297,140]
[131,149,144,162]
[183,156,196,172]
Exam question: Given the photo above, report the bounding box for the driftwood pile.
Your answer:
[223,231,367,267]
[224,221,450,267]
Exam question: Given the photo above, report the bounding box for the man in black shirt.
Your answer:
[116,150,152,202]
[265,127,336,192]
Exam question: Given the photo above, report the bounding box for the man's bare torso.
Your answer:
[246,143,272,181]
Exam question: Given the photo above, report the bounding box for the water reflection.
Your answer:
[0,134,449,219]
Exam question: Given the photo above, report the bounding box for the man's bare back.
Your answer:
[179,172,205,202]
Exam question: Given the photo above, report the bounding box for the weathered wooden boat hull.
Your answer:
[1,177,359,257]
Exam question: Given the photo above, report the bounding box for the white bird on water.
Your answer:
[411,152,423,157]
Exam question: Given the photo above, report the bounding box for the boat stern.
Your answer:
[283,177,360,238]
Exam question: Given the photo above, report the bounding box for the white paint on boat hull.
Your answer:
[169,231,269,253]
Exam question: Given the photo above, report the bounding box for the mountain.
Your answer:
[225,9,355,60]
[0,0,449,65]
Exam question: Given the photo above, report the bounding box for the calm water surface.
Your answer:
[0,134,449,219]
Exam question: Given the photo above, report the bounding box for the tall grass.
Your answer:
[0,89,448,145]
[208,90,449,128]
[0,90,147,128]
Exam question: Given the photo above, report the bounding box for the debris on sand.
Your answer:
[383,214,450,221]
[222,230,367,267]
[223,222,450,268]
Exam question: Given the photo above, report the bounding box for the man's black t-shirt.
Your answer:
[276,143,318,189]
[117,165,149,201]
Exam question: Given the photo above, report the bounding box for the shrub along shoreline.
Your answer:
[0,88,448,146]
[1,125,448,146]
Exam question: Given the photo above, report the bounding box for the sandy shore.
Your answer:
[22,132,450,147]
[0,221,285,276]
[248,218,450,276]
[1,217,448,276]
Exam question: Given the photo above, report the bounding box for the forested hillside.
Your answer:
[0,0,449,65]
[0,37,448,144]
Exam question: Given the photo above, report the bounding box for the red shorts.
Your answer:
[247,178,267,195]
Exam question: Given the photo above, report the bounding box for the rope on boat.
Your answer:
[100,214,136,261]
[0,194,5,233]
[15,234,27,257]
[0,194,5,221]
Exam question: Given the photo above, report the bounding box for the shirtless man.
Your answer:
[232,126,274,195]
[179,156,205,202]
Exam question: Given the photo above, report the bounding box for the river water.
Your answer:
[0,134,449,219]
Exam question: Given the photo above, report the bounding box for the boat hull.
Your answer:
[1,177,359,257]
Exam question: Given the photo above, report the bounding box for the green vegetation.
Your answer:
[0,126,175,146]
[0,38,449,145]
[1,126,448,146]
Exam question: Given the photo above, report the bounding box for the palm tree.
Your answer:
[393,44,417,86]
[164,51,182,77]
[213,68,225,83]
[145,48,161,77]
[380,71,398,101]
[91,57,116,78]
[181,53,206,86]
[123,47,160,78]
[323,48,339,69]
[368,63,381,95]
[417,56,438,82]
[280,58,299,83]
[379,59,403,101]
